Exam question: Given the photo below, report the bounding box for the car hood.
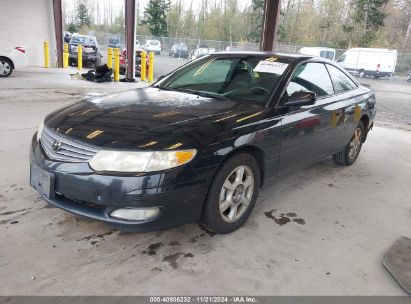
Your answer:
[44,87,267,150]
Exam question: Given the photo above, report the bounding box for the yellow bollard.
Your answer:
[77,44,83,70]
[114,48,120,82]
[141,51,147,81]
[63,43,69,68]
[107,47,113,69]
[44,41,49,68]
[148,52,154,82]
[63,52,69,68]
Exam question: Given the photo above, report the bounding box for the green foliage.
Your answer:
[66,23,77,33]
[76,4,90,27]
[142,0,171,36]
[247,0,265,42]
[61,0,411,53]
[353,0,389,47]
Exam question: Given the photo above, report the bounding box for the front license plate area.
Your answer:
[30,165,55,199]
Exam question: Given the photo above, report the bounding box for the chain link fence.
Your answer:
[89,31,410,76]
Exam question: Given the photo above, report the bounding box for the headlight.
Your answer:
[89,149,197,173]
[36,120,44,141]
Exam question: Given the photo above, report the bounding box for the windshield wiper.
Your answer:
[174,88,228,100]
[154,85,228,100]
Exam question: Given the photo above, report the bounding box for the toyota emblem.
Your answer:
[52,140,62,151]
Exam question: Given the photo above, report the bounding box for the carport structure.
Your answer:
[52,0,281,78]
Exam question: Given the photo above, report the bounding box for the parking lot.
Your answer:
[0,62,410,295]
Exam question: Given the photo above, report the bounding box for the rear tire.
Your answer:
[359,70,365,78]
[0,57,13,77]
[333,121,365,166]
[200,153,261,234]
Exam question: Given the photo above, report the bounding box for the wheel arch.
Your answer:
[360,114,370,142]
[200,144,266,221]
[0,56,14,69]
[213,145,266,188]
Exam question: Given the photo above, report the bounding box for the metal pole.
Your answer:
[125,0,136,81]
[260,0,281,52]
[53,0,64,67]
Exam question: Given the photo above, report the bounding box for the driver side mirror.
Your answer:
[284,91,316,107]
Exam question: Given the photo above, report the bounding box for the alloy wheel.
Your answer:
[348,127,362,160]
[0,61,11,76]
[219,165,254,223]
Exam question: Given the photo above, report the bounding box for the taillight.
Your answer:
[377,64,380,72]
[15,47,25,54]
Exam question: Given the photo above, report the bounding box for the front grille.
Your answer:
[40,127,100,162]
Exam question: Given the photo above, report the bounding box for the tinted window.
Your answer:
[287,63,334,97]
[159,56,288,104]
[326,64,357,93]
[337,54,346,63]
[70,37,95,45]
[169,58,232,85]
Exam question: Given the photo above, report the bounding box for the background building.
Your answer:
[0,0,57,67]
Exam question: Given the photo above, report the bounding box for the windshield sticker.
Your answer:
[254,61,289,74]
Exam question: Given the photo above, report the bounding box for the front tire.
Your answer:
[333,121,365,166]
[0,58,13,77]
[200,153,261,234]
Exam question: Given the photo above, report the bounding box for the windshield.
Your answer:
[177,44,188,51]
[71,36,95,45]
[158,56,290,105]
[320,50,335,60]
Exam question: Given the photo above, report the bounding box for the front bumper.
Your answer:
[29,137,212,232]
[69,53,99,61]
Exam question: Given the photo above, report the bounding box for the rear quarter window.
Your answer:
[287,62,334,98]
[326,64,357,94]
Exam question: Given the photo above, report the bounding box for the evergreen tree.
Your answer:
[247,0,265,42]
[67,23,77,33]
[76,4,90,27]
[143,0,171,36]
[354,0,389,46]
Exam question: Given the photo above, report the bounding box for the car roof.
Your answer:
[212,51,313,61]
[300,47,336,51]
[71,34,96,39]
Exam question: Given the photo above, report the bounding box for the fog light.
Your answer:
[110,207,160,221]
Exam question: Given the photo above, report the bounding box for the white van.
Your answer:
[336,48,397,78]
[298,47,336,60]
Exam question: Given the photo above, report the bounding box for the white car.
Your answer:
[0,46,28,77]
[191,47,215,60]
[144,40,162,55]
